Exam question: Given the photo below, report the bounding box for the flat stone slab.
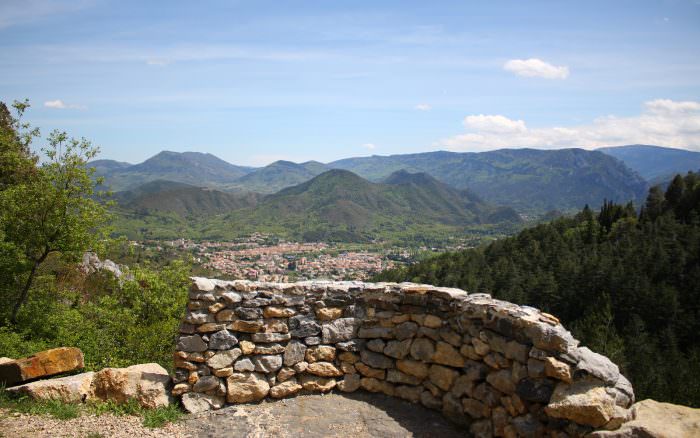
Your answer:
[183,392,466,437]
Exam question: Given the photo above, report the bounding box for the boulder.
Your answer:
[6,371,94,403]
[545,378,623,428]
[0,347,84,387]
[589,399,700,438]
[90,363,171,409]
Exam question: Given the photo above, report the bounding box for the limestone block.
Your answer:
[428,364,458,392]
[358,326,394,339]
[306,361,343,377]
[315,307,343,321]
[283,340,307,366]
[588,399,700,438]
[305,345,336,363]
[409,338,435,362]
[230,320,263,333]
[90,363,171,409]
[544,357,573,383]
[544,378,621,428]
[355,362,385,379]
[0,347,85,387]
[366,339,386,353]
[251,332,291,343]
[289,315,321,338]
[226,372,270,403]
[396,359,429,379]
[7,371,94,403]
[432,342,465,368]
[300,375,336,392]
[234,358,255,372]
[209,330,239,350]
[393,321,419,340]
[360,377,395,396]
[193,375,220,393]
[206,348,242,369]
[252,355,283,373]
[360,350,394,369]
[338,374,361,392]
[239,340,255,355]
[263,306,296,318]
[486,369,516,394]
[270,379,302,398]
[383,339,412,360]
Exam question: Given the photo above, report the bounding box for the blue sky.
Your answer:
[1,0,699,166]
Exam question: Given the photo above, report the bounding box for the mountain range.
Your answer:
[597,144,700,184]
[93,144,700,212]
[95,144,700,241]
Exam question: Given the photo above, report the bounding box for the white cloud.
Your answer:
[415,104,432,111]
[362,143,376,150]
[44,99,84,109]
[503,58,570,79]
[464,114,526,133]
[438,99,700,152]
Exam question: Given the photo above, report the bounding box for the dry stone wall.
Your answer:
[174,278,635,437]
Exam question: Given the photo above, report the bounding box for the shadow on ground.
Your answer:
[183,391,468,437]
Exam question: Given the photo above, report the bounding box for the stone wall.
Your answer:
[174,278,635,437]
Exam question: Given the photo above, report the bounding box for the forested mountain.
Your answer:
[115,180,260,216]
[375,172,700,406]
[230,160,329,193]
[94,148,649,215]
[91,151,254,191]
[330,148,648,212]
[222,169,521,242]
[598,144,700,183]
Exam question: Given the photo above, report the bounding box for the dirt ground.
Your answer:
[0,392,467,438]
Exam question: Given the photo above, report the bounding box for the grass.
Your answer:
[0,385,183,428]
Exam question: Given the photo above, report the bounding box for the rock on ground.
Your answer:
[6,372,95,403]
[90,363,171,409]
[590,399,700,438]
[0,347,85,387]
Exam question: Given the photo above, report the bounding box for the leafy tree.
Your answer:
[0,102,110,323]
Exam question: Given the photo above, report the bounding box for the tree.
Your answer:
[0,102,110,323]
[0,100,38,189]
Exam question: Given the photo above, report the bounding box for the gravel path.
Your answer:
[0,393,466,438]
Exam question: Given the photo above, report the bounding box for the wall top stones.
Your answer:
[175,277,635,438]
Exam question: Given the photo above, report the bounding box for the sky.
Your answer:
[1,0,699,166]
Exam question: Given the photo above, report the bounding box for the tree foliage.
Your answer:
[0,101,110,322]
[376,173,700,406]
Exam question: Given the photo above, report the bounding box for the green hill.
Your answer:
[598,144,700,183]
[229,160,329,193]
[115,180,260,216]
[330,148,648,213]
[375,172,700,406]
[223,169,521,242]
[91,151,254,191]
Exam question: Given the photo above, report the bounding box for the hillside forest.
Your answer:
[376,173,700,407]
